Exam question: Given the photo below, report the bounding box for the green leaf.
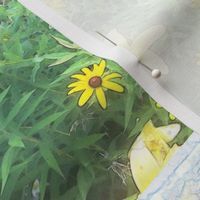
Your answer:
[61,56,100,75]
[40,167,49,200]
[49,55,98,86]
[32,62,40,82]
[2,157,31,200]
[49,53,77,67]
[19,91,47,125]
[124,84,136,131]
[37,34,49,55]
[3,38,24,61]
[29,111,65,135]
[52,35,80,49]
[49,171,60,199]
[39,143,63,177]
[0,7,7,21]
[6,2,24,18]
[129,108,154,137]
[58,186,78,200]
[0,86,10,104]
[77,166,94,200]
[71,134,105,150]
[4,90,34,128]
[0,164,24,200]
[42,52,69,60]
[170,126,192,146]
[0,59,34,70]
[123,194,138,200]
[8,135,25,148]
[1,147,18,193]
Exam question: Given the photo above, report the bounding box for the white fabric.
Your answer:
[42,0,200,117]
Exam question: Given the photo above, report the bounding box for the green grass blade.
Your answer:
[31,62,41,83]
[1,147,17,194]
[123,194,138,200]
[70,134,105,151]
[8,135,25,148]
[0,59,34,70]
[0,165,24,200]
[77,166,94,200]
[124,84,136,131]
[43,52,71,60]
[29,111,65,135]
[61,56,100,75]
[48,53,77,67]
[19,91,47,125]
[58,187,77,200]
[128,108,154,138]
[4,90,34,128]
[40,167,49,200]
[0,86,10,104]
[49,55,99,86]
[39,144,63,177]
[52,35,80,49]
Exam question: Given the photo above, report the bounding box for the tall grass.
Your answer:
[0,1,192,199]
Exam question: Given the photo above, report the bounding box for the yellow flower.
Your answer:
[67,60,124,109]
[129,120,180,192]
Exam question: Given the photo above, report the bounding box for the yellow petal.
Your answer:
[93,60,106,76]
[103,72,122,81]
[96,87,107,109]
[102,80,124,93]
[129,137,160,192]
[129,120,180,193]
[68,85,86,95]
[141,121,170,166]
[81,67,92,76]
[78,88,94,106]
[99,59,106,68]
[71,74,87,81]
[67,81,85,88]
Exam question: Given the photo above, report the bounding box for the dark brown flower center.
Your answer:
[89,76,102,88]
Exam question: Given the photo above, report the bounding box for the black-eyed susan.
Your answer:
[67,60,124,109]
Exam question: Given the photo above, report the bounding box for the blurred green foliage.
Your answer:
[0,1,192,200]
